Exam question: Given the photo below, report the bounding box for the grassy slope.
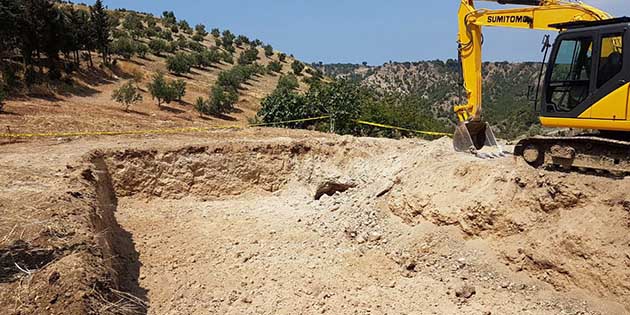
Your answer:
[0,6,313,135]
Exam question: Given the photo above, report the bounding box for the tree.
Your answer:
[192,33,204,42]
[263,44,274,57]
[166,52,192,75]
[258,89,312,128]
[162,11,176,25]
[238,47,258,65]
[148,39,168,56]
[221,30,235,48]
[178,20,192,34]
[267,61,282,74]
[159,29,173,41]
[90,0,112,64]
[277,74,299,92]
[195,24,208,37]
[194,97,209,116]
[148,72,175,106]
[112,81,143,111]
[237,35,250,46]
[305,80,362,134]
[111,37,136,59]
[278,53,287,63]
[210,28,220,38]
[122,12,144,38]
[203,49,222,65]
[292,60,305,76]
[209,84,238,114]
[171,79,186,101]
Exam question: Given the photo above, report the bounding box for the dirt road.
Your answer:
[0,129,628,314]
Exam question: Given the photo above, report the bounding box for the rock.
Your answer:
[455,285,476,299]
[368,232,382,242]
[356,235,367,244]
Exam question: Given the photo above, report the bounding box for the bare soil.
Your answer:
[0,130,629,314]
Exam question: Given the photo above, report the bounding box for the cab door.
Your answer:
[588,31,628,120]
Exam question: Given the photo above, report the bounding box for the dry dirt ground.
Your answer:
[0,129,629,315]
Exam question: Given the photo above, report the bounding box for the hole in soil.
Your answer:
[0,240,56,283]
[314,182,356,200]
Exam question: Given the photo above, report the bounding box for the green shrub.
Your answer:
[238,48,259,65]
[194,97,209,116]
[292,61,305,76]
[277,74,299,92]
[159,29,173,41]
[237,35,250,46]
[136,43,149,58]
[209,84,238,114]
[278,53,287,63]
[166,41,178,54]
[267,61,283,73]
[112,81,143,111]
[211,28,220,38]
[192,33,204,42]
[122,12,144,34]
[222,30,235,48]
[203,49,222,65]
[170,24,179,34]
[172,79,186,101]
[149,39,169,56]
[148,72,175,106]
[187,41,205,52]
[111,38,137,59]
[162,11,177,25]
[178,20,193,34]
[195,24,208,37]
[222,52,234,65]
[263,44,274,57]
[166,53,192,75]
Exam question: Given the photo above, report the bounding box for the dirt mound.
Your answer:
[1,132,629,314]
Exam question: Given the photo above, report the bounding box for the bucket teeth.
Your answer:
[453,122,504,158]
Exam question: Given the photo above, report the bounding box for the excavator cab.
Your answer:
[540,18,629,125]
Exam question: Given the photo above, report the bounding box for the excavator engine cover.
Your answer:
[453,121,503,157]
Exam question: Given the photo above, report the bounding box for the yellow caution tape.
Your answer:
[0,115,451,139]
[353,120,453,137]
[249,115,331,127]
[0,116,332,139]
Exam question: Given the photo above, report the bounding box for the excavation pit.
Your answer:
[71,137,630,314]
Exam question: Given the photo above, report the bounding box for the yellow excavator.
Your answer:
[454,0,630,172]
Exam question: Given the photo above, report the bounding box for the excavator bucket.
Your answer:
[453,121,504,158]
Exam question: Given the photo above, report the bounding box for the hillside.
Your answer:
[319,61,543,139]
[0,1,314,135]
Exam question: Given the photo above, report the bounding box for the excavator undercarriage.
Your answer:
[515,135,630,174]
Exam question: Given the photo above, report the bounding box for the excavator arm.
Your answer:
[454,0,612,153]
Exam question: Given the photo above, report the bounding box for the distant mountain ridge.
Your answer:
[317,60,544,139]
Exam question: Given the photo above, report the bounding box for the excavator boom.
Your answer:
[453,0,612,154]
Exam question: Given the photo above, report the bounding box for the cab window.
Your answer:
[597,34,623,88]
[547,37,593,113]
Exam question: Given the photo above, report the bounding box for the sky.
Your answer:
[91,0,630,65]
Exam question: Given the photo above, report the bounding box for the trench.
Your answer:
[83,140,630,314]
[86,141,368,314]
